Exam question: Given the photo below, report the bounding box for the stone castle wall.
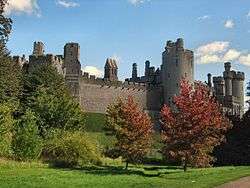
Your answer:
[79,79,146,113]
[78,76,162,113]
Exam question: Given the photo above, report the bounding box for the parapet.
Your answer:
[33,41,45,56]
[81,73,147,91]
[29,54,64,65]
[176,38,184,48]
[224,62,231,72]
[165,38,184,49]
[235,72,245,80]
[12,55,27,66]
[213,76,225,84]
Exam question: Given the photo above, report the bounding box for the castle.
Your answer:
[13,38,245,118]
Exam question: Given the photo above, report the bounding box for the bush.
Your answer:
[0,103,15,157]
[12,110,42,161]
[42,131,102,168]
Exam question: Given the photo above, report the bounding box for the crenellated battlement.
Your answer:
[29,54,64,64]
[213,76,225,83]
[81,72,147,91]
[235,72,245,80]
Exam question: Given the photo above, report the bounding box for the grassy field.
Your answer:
[2,113,247,188]
[1,160,250,188]
[85,112,162,159]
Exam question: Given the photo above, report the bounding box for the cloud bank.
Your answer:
[4,0,40,17]
[195,41,250,66]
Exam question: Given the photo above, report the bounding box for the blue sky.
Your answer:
[5,0,250,86]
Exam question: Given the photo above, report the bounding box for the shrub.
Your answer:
[42,131,102,168]
[12,110,42,161]
[0,103,15,157]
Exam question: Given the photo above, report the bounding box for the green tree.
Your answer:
[0,103,15,157]
[0,0,21,105]
[0,0,12,43]
[21,63,85,138]
[12,109,42,161]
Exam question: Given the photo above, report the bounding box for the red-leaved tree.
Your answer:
[161,80,231,171]
[105,96,153,169]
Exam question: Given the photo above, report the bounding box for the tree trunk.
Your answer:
[125,161,129,170]
[183,161,187,172]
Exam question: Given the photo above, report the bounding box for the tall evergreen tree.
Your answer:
[0,0,21,105]
[21,63,85,138]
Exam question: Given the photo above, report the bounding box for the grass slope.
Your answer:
[1,160,250,188]
[85,112,106,132]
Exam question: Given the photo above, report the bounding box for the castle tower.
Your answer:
[33,41,45,56]
[132,63,138,81]
[213,76,225,96]
[207,73,212,87]
[223,62,233,96]
[104,58,118,81]
[162,38,194,106]
[145,60,150,77]
[232,71,245,115]
[64,43,81,100]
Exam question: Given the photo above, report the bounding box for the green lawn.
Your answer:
[85,112,106,132]
[1,160,250,188]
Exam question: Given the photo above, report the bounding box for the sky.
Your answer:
[5,0,250,89]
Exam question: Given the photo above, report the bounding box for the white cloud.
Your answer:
[196,41,229,56]
[128,0,150,6]
[56,0,79,8]
[224,19,234,29]
[239,54,250,66]
[198,15,211,21]
[223,49,241,62]
[82,66,103,77]
[195,41,250,66]
[4,0,40,17]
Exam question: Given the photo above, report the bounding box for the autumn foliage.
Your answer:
[161,80,231,171]
[105,96,153,169]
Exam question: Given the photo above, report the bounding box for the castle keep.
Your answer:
[13,39,245,118]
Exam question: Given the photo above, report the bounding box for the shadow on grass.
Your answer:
[49,163,183,178]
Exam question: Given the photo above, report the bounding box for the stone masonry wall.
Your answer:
[79,79,147,113]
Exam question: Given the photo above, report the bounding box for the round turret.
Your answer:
[162,38,194,107]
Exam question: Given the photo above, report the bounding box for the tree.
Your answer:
[105,97,153,169]
[0,102,15,157]
[0,0,21,105]
[32,86,85,138]
[21,63,85,138]
[12,109,42,161]
[0,53,21,104]
[0,0,12,43]
[161,80,231,171]
[214,110,250,165]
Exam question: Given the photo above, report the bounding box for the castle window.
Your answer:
[176,59,178,67]
[168,73,170,78]
[185,73,187,77]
